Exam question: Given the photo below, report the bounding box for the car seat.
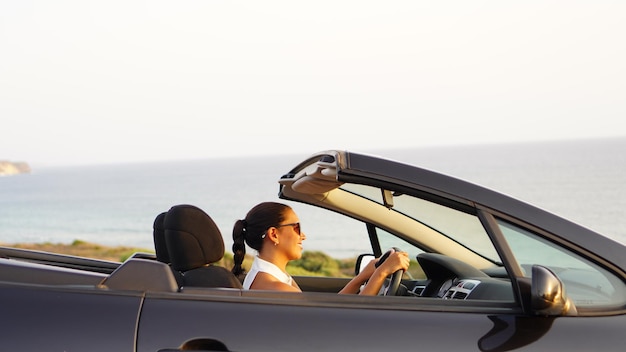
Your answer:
[153,211,184,286]
[164,204,242,289]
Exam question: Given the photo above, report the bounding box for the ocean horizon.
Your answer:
[1,137,625,259]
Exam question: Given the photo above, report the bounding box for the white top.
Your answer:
[243,256,293,290]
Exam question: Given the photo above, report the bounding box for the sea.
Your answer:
[1,138,625,259]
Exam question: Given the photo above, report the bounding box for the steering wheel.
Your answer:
[376,247,405,296]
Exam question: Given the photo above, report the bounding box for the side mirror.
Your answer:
[531,265,577,316]
[355,254,375,275]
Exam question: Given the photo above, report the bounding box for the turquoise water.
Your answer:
[1,138,624,258]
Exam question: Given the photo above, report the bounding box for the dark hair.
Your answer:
[231,202,291,276]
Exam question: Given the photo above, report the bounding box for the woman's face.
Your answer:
[276,208,306,260]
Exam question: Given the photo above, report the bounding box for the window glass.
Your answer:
[497,219,626,308]
[392,194,498,260]
[340,184,501,263]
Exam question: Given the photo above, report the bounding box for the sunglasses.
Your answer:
[275,222,301,235]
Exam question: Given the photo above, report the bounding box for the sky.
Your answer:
[1,1,624,168]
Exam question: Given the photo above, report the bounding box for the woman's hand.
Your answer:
[375,249,410,277]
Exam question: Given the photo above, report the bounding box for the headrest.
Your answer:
[153,212,169,263]
[164,204,225,272]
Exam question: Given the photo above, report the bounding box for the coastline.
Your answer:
[0,161,31,176]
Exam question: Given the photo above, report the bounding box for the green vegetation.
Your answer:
[288,251,355,277]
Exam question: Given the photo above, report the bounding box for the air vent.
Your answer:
[411,285,425,296]
[453,292,468,299]
[442,279,480,300]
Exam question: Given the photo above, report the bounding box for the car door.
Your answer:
[136,288,625,352]
[0,283,142,351]
[135,289,501,352]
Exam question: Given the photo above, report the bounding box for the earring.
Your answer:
[274,242,278,246]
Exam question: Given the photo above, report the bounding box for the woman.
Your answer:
[232,202,410,295]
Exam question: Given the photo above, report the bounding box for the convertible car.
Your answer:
[1,150,624,351]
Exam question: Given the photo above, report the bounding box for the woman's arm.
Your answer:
[338,259,378,294]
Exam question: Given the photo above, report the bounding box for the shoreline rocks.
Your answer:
[0,161,31,176]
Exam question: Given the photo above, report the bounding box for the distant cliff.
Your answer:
[0,161,31,176]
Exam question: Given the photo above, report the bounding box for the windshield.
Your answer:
[339,183,501,263]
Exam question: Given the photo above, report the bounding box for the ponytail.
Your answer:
[231,219,247,277]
